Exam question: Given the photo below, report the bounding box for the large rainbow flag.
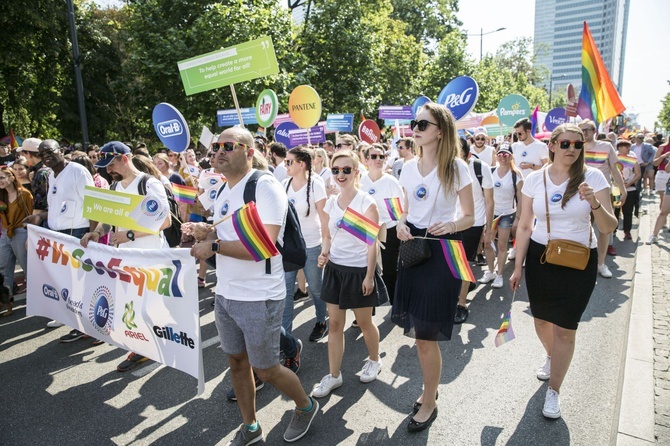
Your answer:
[172,183,198,204]
[231,202,279,262]
[577,21,625,124]
[439,239,476,283]
[340,207,381,245]
[494,311,516,347]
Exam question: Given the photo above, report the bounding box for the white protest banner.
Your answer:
[26,226,204,394]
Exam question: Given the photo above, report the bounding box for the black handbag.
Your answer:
[399,237,431,267]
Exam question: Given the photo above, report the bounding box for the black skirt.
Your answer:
[525,238,598,330]
[391,223,463,341]
[321,262,387,309]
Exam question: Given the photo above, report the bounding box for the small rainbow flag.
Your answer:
[232,202,279,262]
[439,239,476,283]
[494,311,516,347]
[490,215,503,233]
[617,154,637,170]
[172,183,197,204]
[340,207,381,245]
[584,151,608,165]
[384,197,404,221]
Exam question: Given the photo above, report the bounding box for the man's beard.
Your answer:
[109,172,122,181]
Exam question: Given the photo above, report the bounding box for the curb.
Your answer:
[616,200,655,445]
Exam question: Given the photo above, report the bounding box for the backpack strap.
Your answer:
[511,169,518,207]
[472,158,483,188]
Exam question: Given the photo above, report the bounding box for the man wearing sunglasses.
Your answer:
[578,120,627,277]
[511,118,549,180]
[471,127,496,168]
[190,128,319,443]
[390,137,415,179]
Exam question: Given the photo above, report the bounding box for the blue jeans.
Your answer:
[0,228,28,297]
[282,245,326,334]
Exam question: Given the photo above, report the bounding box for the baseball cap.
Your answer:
[474,127,488,138]
[95,141,131,168]
[497,144,513,155]
[17,137,43,153]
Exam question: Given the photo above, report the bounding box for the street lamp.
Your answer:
[548,74,567,108]
[468,27,507,60]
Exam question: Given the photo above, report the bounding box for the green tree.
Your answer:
[390,0,461,52]
[659,82,670,132]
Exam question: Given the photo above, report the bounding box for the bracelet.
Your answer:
[590,202,602,211]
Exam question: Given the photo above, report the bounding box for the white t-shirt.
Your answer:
[325,190,376,268]
[512,139,549,179]
[47,162,94,231]
[115,174,169,249]
[584,140,618,184]
[472,145,496,167]
[492,167,522,215]
[360,172,405,228]
[282,177,327,249]
[399,158,473,228]
[391,158,404,179]
[523,166,609,248]
[273,161,287,182]
[464,159,493,226]
[318,167,333,188]
[214,170,287,301]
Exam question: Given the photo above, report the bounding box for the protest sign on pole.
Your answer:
[545,108,568,131]
[412,95,432,118]
[274,121,299,147]
[436,76,479,121]
[199,125,215,150]
[255,89,279,128]
[26,226,204,394]
[326,114,354,132]
[217,108,258,127]
[358,120,381,144]
[378,106,413,121]
[497,94,531,127]
[289,126,326,147]
[83,187,168,235]
[289,85,321,145]
[153,103,191,153]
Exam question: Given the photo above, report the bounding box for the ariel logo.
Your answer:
[122,301,137,330]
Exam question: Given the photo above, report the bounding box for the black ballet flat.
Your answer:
[412,391,439,414]
[407,407,438,433]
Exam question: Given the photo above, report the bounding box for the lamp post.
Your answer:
[548,74,567,108]
[476,27,507,60]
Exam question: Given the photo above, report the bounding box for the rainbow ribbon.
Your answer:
[339,207,381,245]
[231,202,279,262]
[439,239,476,283]
[383,197,404,221]
[494,311,516,347]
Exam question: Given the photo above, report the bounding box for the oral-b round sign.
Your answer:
[436,76,479,121]
[152,103,190,153]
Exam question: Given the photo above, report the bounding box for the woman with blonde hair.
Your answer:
[392,102,475,432]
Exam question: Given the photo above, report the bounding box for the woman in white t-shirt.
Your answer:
[613,141,641,240]
[312,150,385,399]
[510,123,617,420]
[393,102,475,433]
[480,144,523,289]
[281,147,329,343]
[361,144,404,304]
[314,148,333,188]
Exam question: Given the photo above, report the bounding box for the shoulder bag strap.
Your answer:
[543,169,551,240]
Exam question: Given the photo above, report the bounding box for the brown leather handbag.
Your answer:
[539,170,591,270]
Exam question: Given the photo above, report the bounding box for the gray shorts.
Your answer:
[214,294,284,370]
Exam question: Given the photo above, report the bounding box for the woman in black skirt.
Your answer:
[392,102,475,432]
[510,123,617,419]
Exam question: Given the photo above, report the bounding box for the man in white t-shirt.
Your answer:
[471,127,497,168]
[512,118,549,179]
[190,127,318,443]
[270,142,288,182]
[389,137,415,179]
[81,141,172,371]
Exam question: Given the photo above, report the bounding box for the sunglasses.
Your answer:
[335,143,352,149]
[368,154,386,160]
[98,151,124,160]
[515,132,525,137]
[410,120,438,131]
[38,147,60,157]
[497,152,511,158]
[331,166,353,175]
[211,142,250,152]
[475,137,486,141]
[285,159,300,166]
[556,140,585,150]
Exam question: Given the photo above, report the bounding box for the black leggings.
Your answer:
[614,189,638,232]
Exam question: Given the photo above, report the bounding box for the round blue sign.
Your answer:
[436,76,479,121]
[274,121,299,148]
[545,108,568,132]
[412,95,432,118]
[152,103,191,153]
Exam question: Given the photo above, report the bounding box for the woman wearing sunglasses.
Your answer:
[282,147,329,343]
[312,150,385,398]
[361,144,404,304]
[392,102,475,432]
[0,166,34,316]
[480,144,523,289]
[510,123,617,419]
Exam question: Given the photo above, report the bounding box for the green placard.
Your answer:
[497,94,530,127]
[83,187,159,235]
[177,36,280,96]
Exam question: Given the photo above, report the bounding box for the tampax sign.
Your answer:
[436,76,479,121]
[497,94,531,127]
[288,85,322,129]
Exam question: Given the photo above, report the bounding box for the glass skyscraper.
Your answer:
[534,0,630,96]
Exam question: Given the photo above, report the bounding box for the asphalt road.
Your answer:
[0,234,638,446]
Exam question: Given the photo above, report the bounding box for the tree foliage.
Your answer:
[659,82,670,133]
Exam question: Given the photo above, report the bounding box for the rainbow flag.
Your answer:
[584,151,608,165]
[530,105,539,136]
[494,311,516,347]
[577,22,625,124]
[171,183,197,204]
[490,215,503,233]
[617,154,637,170]
[384,197,404,221]
[339,207,380,245]
[439,239,476,283]
[232,202,279,262]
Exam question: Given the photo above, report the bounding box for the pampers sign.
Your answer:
[497,94,531,127]
[436,76,479,121]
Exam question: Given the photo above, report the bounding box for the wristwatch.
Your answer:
[211,240,220,254]
[126,230,135,241]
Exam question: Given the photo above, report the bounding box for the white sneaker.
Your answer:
[492,274,504,289]
[312,373,343,398]
[536,355,551,380]
[479,270,496,284]
[359,359,382,383]
[542,387,561,419]
[598,264,612,278]
[508,247,517,260]
[46,320,64,328]
[647,235,658,245]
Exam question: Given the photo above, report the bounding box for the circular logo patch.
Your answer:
[89,286,114,335]
[368,188,376,195]
[551,193,563,203]
[220,201,230,216]
[413,184,429,201]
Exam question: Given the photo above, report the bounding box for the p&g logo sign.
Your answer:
[436,76,479,121]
